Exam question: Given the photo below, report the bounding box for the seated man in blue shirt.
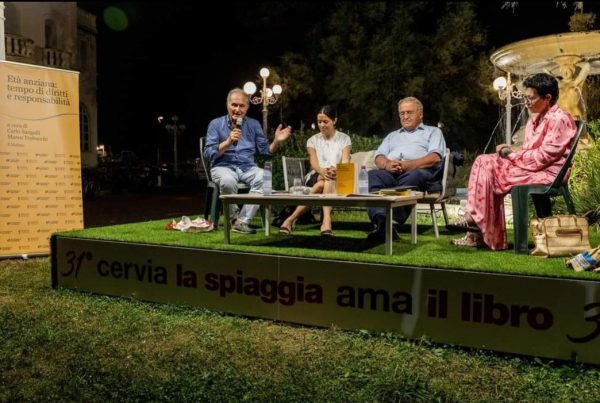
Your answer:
[204,88,292,234]
[367,97,446,241]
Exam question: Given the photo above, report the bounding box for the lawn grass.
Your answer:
[2,257,600,402]
[61,211,600,281]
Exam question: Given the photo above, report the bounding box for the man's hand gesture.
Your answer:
[274,124,292,143]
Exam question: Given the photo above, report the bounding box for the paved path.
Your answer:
[83,189,205,228]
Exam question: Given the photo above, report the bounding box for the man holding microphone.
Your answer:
[203,88,292,234]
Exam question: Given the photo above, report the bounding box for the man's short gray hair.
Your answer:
[226,88,249,105]
[398,97,423,112]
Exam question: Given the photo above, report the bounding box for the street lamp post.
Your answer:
[493,72,523,145]
[243,67,283,134]
[163,115,186,178]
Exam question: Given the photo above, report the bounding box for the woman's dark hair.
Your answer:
[522,73,559,105]
[318,105,337,120]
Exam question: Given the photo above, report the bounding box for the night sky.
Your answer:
[78,1,600,163]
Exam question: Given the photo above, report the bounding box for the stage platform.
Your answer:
[51,218,600,364]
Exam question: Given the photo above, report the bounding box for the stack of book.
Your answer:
[376,186,415,196]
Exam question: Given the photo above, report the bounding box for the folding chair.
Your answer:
[418,148,458,237]
[282,156,312,190]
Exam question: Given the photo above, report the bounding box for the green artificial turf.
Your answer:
[2,258,600,402]
[58,211,600,281]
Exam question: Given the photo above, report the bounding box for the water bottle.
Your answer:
[263,161,272,195]
[358,164,369,195]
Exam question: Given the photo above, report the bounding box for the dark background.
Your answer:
[78,1,597,164]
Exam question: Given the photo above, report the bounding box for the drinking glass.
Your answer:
[292,177,302,194]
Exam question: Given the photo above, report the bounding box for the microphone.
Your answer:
[500,147,511,158]
[233,117,243,146]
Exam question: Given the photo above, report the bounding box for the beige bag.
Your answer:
[530,215,591,257]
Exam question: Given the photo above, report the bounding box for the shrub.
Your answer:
[455,148,477,188]
[570,119,600,226]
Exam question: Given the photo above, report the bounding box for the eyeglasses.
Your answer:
[399,111,417,117]
[524,95,541,105]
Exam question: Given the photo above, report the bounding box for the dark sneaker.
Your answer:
[366,225,400,242]
[232,220,256,234]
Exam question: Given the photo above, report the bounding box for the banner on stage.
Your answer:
[0,61,82,257]
[53,236,600,364]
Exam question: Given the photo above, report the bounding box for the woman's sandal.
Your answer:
[451,233,485,247]
[279,226,292,235]
[320,229,333,237]
[446,215,480,233]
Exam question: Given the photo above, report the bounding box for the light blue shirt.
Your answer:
[375,123,446,161]
[203,115,271,171]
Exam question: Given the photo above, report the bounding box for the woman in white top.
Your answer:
[280,105,352,236]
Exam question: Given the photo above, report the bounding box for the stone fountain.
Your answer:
[490,30,600,145]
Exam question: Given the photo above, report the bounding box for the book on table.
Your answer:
[376,186,416,196]
[335,163,355,195]
[345,186,418,197]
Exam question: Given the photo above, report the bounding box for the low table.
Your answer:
[220,192,423,255]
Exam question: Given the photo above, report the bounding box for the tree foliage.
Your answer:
[279,1,497,148]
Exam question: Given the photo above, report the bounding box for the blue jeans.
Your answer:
[367,167,437,228]
[211,165,263,224]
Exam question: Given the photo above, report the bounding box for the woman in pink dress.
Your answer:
[449,73,577,250]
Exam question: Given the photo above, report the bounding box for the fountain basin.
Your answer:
[490,30,600,75]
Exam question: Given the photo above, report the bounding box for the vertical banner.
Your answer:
[0,61,82,257]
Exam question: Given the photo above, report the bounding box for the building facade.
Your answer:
[3,2,98,167]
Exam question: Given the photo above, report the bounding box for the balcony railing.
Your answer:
[5,33,34,61]
[42,48,72,69]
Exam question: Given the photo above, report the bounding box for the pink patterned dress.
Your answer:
[466,105,577,250]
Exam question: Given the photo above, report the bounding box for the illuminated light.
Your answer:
[244,68,282,134]
[103,6,129,31]
[492,73,523,145]
[493,76,507,90]
[243,82,257,95]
